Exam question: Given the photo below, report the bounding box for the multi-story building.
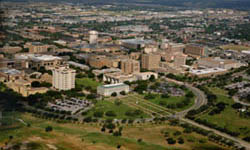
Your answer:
[141,53,161,70]
[184,44,207,58]
[97,83,129,96]
[173,53,187,67]
[52,66,76,91]
[120,59,140,74]
[25,42,49,54]
[198,57,245,70]
[89,30,98,44]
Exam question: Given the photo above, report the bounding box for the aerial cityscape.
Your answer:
[0,0,250,150]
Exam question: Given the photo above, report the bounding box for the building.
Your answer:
[173,53,187,67]
[0,45,22,54]
[198,57,245,70]
[189,68,228,77]
[120,59,140,74]
[52,66,76,90]
[167,43,185,53]
[97,83,129,96]
[184,44,207,58]
[15,54,64,69]
[103,72,137,84]
[141,53,161,70]
[6,79,48,97]
[26,42,49,54]
[89,30,98,44]
[0,68,25,82]
[134,72,158,80]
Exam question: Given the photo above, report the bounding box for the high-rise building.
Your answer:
[121,59,140,74]
[141,54,161,70]
[52,66,76,90]
[89,31,98,44]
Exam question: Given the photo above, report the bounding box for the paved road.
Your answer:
[164,78,207,117]
[233,96,250,106]
[182,118,250,150]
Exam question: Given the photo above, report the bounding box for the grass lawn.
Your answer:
[84,100,150,119]
[76,77,102,90]
[0,113,229,150]
[197,87,250,138]
[138,94,195,112]
[220,44,250,51]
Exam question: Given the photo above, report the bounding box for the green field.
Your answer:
[76,77,102,90]
[143,95,195,112]
[0,113,229,150]
[84,100,150,119]
[197,87,250,138]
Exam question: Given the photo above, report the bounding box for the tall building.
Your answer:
[184,44,206,57]
[167,43,185,53]
[89,30,98,44]
[52,66,76,91]
[173,54,187,67]
[141,54,161,70]
[121,59,140,74]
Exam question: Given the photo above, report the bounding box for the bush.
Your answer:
[105,111,116,117]
[45,126,53,132]
[166,138,176,144]
[94,111,104,118]
[178,137,184,144]
[111,92,117,97]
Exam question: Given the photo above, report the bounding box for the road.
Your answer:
[182,118,250,150]
[233,96,250,106]
[164,77,207,117]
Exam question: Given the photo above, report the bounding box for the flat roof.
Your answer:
[189,67,227,75]
[99,83,128,89]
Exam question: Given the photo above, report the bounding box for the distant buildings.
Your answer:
[121,59,140,74]
[189,67,227,77]
[97,83,129,96]
[0,45,22,54]
[141,53,161,70]
[52,66,76,90]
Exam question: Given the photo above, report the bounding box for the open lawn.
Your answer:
[220,44,250,51]
[0,113,229,150]
[140,94,195,112]
[84,100,150,119]
[197,87,250,138]
[76,77,101,90]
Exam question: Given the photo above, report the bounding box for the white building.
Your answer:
[89,30,98,44]
[97,83,129,96]
[52,66,76,91]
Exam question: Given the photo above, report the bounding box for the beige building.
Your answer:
[141,54,161,70]
[184,44,207,58]
[97,83,129,97]
[52,66,76,91]
[89,30,98,44]
[121,59,140,74]
[25,42,49,54]
[0,45,22,54]
[173,53,187,67]
[6,79,48,97]
[198,57,245,70]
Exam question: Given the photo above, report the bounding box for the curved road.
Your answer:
[164,77,207,117]
[165,77,250,150]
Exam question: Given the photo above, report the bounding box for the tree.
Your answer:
[120,91,126,95]
[94,111,104,118]
[111,92,117,97]
[31,81,41,87]
[178,137,184,144]
[105,111,116,117]
[149,75,155,82]
[231,103,243,109]
[166,138,176,144]
[45,126,53,132]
